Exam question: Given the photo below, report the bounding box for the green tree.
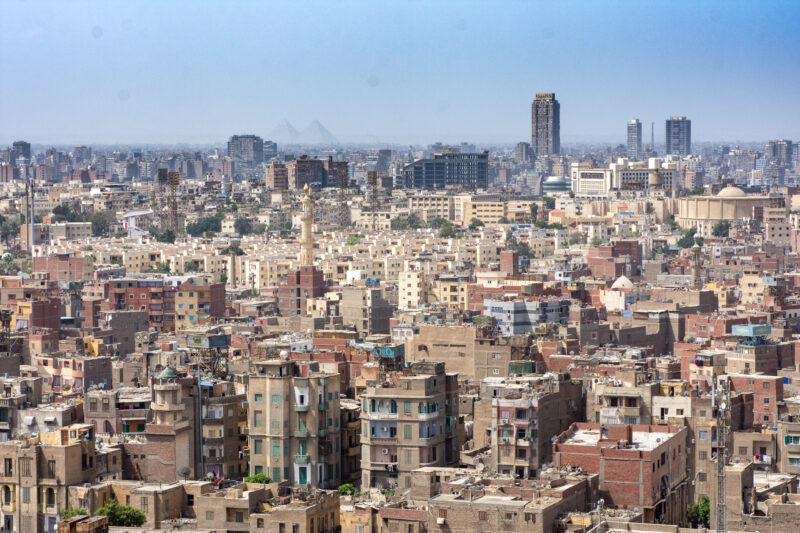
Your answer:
[543,196,556,210]
[96,500,147,527]
[468,217,485,230]
[428,217,449,229]
[591,237,602,247]
[529,203,539,221]
[146,262,171,274]
[183,260,201,272]
[678,227,703,248]
[60,508,89,519]
[712,220,730,238]
[338,483,355,496]
[687,496,710,528]
[345,235,362,246]
[283,220,293,231]
[439,224,457,238]
[235,217,254,235]
[244,473,273,484]
[186,216,222,236]
[0,219,20,248]
[157,229,175,243]
[89,213,109,237]
[498,216,510,224]
[568,231,587,245]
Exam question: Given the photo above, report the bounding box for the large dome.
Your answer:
[544,176,568,184]
[716,184,746,198]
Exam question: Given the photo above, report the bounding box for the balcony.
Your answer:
[418,435,440,445]
[318,428,328,437]
[367,411,398,420]
[417,411,439,420]
[295,404,310,413]
[294,429,309,438]
[294,454,309,465]
[368,435,397,444]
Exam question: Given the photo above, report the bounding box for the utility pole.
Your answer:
[713,376,731,533]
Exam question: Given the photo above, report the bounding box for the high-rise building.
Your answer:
[12,140,31,162]
[627,119,643,160]
[265,161,289,190]
[248,359,341,488]
[768,139,794,166]
[665,117,691,156]
[227,134,264,164]
[263,140,278,161]
[514,142,533,165]
[531,93,560,156]
[401,152,489,189]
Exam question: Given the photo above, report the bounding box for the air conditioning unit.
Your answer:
[382,448,389,455]
[437,518,446,525]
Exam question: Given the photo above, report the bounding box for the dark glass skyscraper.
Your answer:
[531,93,560,157]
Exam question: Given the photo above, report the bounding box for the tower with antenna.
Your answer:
[651,122,655,154]
[167,171,181,234]
[713,377,731,533]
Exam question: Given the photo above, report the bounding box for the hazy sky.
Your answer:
[2,0,799,145]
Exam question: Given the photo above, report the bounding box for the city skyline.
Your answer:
[2,1,799,145]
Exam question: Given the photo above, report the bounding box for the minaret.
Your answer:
[300,183,314,266]
[690,234,703,289]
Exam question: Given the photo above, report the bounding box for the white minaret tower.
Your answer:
[300,183,314,266]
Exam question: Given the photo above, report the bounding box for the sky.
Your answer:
[2,0,799,146]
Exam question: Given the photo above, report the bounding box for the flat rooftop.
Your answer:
[563,428,674,451]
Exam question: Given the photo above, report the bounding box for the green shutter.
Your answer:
[404,424,412,439]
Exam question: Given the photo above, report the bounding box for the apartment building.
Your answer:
[248,359,342,489]
[360,361,460,490]
[480,374,583,479]
[0,424,97,533]
[340,286,393,336]
[174,277,226,329]
[200,380,248,480]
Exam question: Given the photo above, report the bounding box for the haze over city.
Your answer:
[2,0,799,145]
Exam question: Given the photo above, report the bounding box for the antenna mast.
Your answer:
[714,376,731,533]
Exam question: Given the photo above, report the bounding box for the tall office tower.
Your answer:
[768,139,794,166]
[227,134,264,164]
[627,119,643,160]
[12,140,31,162]
[514,142,533,165]
[665,117,692,156]
[531,93,560,156]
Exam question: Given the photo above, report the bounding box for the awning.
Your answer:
[23,416,34,426]
[44,416,56,423]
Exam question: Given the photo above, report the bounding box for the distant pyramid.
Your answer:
[268,120,299,143]
[296,120,338,145]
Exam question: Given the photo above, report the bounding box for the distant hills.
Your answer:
[268,120,338,145]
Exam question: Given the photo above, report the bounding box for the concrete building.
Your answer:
[482,298,571,336]
[531,93,560,157]
[340,286,393,336]
[360,361,461,490]
[627,119,643,160]
[665,117,691,156]
[174,277,225,329]
[553,423,689,525]
[228,134,264,165]
[677,184,784,237]
[248,359,341,488]
[200,380,248,480]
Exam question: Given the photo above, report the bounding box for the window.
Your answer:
[739,447,748,455]
[187,494,194,506]
[404,424,412,439]
[438,510,447,519]
[789,458,800,466]
[273,443,280,456]
[254,440,263,454]
[785,436,800,445]
[20,458,31,477]
[47,460,56,478]
[698,473,707,482]
[699,430,708,439]
[47,488,55,507]
[141,496,148,512]
[22,487,30,504]
[273,394,281,404]
[206,511,214,520]
[699,451,707,460]
[764,381,771,389]
[404,401,412,414]
[478,511,487,521]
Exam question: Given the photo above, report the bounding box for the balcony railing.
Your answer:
[294,454,309,465]
[295,404,310,412]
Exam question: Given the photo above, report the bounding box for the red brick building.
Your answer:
[553,422,688,524]
[277,265,326,317]
[32,253,92,282]
[729,374,784,427]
